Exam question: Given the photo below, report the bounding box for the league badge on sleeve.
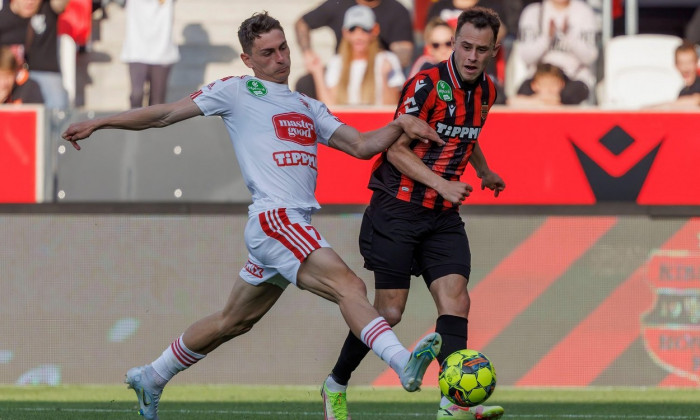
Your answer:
[246,79,268,97]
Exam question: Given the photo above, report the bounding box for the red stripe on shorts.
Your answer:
[277,210,322,250]
[259,210,305,262]
[273,209,315,255]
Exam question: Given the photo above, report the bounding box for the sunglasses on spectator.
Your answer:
[348,26,372,33]
[431,41,453,49]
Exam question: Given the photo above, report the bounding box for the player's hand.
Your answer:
[395,114,444,145]
[61,120,97,151]
[480,170,505,197]
[438,180,473,205]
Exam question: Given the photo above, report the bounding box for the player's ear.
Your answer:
[240,52,253,69]
[491,43,501,58]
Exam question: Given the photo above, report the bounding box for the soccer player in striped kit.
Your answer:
[62,11,445,420]
[322,7,506,420]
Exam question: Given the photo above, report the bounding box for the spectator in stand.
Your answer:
[507,62,569,106]
[409,17,453,77]
[652,41,700,109]
[0,45,43,103]
[676,42,700,99]
[309,5,404,107]
[0,0,69,109]
[120,0,179,109]
[425,0,510,44]
[294,0,413,98]
[517,0,598,104]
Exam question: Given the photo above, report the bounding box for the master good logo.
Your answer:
[272,112,317,146]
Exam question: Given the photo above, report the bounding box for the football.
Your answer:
[438,349,497,407]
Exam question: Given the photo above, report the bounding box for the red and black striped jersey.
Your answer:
[368,53,497,210]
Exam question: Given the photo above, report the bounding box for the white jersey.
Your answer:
[191,75,344,214]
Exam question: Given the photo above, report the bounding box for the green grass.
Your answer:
[1,385,700,419]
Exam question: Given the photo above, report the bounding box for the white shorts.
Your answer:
[239,208,330,289]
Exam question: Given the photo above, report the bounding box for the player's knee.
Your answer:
[344,275,368,297]
[377,306,403,326]
[441,292,470,318]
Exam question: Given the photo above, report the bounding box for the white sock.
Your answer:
[360,317,409,375]
[324,374,347,392]
[151,334,205,382]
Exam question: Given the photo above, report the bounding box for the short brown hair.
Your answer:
[455,7,500,44]
[237,11,284,54]
[0,46,19,72]
[534,62,565,81]
[424,17,452,43]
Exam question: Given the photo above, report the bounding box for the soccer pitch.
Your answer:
[1,386,699,419]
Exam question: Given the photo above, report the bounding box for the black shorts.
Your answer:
[359,190,471,289]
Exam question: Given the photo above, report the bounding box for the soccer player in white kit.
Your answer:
[63,11,444,420]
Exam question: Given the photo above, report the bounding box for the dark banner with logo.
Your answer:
[318,110,700,206]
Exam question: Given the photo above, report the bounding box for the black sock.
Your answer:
[435,314,468,367]
[330,330,372,386]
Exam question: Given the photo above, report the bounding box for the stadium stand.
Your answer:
[598,34,684,109]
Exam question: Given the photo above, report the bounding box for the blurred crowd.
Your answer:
[1,0,699,110]
[293,0,699,109]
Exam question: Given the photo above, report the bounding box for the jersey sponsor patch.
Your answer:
[272,112,317,146]
[436,80,453,102]
[246,79,268,97]
[435,122,481,139]
[272,150,318,170]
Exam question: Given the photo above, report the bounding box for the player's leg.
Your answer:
[126,275,284,420]
[421,212,503,420]
[298,247,441,388]
[324,192,423,387]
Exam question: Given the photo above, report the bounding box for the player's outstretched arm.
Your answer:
[61,96,203,150]
[387,134,473,205]
[469,141,505,197]
[328,114,443,160]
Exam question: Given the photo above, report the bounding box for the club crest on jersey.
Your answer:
[246,79,268,97]
[272,112,317,146]
[481,104,489,123]
[436,80,453,102]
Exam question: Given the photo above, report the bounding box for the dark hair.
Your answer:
[237,11,284,54]
[455,7,500,44]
